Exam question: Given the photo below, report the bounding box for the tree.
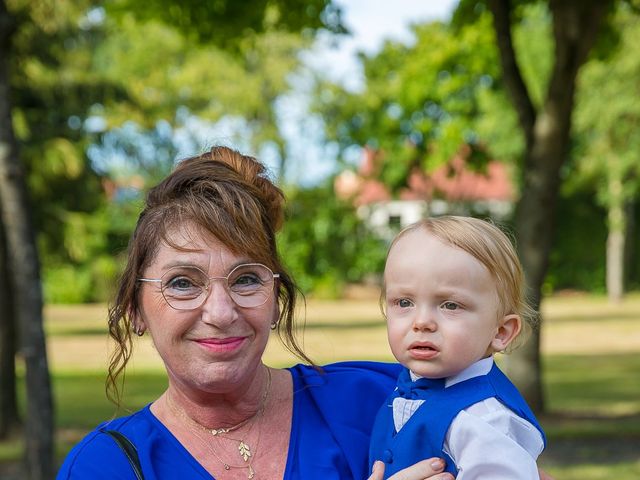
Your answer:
[106,0,345,49]
[573,6,640,303]
[314,15,502,189]
[0,1,54,477]
[278,181,387,296]
[475,0,614,410]
[0,216,18,439]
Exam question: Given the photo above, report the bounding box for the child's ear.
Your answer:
[491,314,521,352]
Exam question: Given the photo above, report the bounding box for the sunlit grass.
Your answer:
[545,461,640,480]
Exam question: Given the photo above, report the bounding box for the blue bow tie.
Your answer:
[396,368,446,400]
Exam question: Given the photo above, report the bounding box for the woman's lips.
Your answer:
[194,336,246,353]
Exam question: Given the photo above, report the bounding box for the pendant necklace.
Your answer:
[167,367,272,478]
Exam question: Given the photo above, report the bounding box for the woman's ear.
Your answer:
[270,298,281,330]
[130,308,146,336]
[491,314,521,352]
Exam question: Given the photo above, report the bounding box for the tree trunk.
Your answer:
[606,171,625,303]
[0,1,54,478]
[624,200,635,287]
[488,0,611,412]
[0,214,19,439]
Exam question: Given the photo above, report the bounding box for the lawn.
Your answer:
[2,293,640,479]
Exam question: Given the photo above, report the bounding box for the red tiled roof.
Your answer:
[334,147,515,205]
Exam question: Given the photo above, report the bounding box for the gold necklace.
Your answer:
[167,367,272,478]
[205,407,264,478]
[183,405,265,478]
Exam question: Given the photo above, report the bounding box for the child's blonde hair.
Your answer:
[386,215,538,350]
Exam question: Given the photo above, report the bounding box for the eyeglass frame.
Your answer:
[137,262,280,310]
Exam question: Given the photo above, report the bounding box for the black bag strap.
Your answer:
[100,429,145,480]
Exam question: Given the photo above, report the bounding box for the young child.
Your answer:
[369,216,546,479]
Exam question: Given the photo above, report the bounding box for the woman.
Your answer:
[57,147,548,480]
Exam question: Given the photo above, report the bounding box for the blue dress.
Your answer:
[56,361,400,480]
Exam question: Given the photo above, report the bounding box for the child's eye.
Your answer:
[397,298,413,308]
[441,301,459,311]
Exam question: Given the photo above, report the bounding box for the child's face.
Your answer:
[384,228,507,379]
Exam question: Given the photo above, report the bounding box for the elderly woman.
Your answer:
[57,147,549,480]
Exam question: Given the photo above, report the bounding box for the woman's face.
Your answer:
[136,225,278,395]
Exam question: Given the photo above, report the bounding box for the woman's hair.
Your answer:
[106,146,312,406]
[384,215,538,350]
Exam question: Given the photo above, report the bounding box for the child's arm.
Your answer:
[444,398,544,479]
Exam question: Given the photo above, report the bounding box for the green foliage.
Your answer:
[315,13,501,191]
[545,191,608,294]
[573,6,640,210]
[43,266,92,304]
[41,202,132,303]
[7,0,324,305]
[277,183,387,297]
[546,189,639,294]
[105,0,346,48]
[7,0,131,304]
[316,3,556,190]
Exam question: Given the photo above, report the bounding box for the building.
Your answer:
[334,146,515,239]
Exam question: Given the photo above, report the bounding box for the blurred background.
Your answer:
[0,0,639,478]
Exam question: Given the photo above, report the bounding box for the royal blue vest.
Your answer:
[368,363,546,478]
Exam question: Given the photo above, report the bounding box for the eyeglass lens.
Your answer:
[160,264,276,309]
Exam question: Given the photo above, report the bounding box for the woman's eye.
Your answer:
[166,277,197,290]
[441,301,459,311]
[232,273,262,289]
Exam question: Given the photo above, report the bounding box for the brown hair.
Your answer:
[106,146,312,406]
[384,216,538,350]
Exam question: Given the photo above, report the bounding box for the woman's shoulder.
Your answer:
[288,361,400,405]
[284,362,401,479]
[289,360,401,384]
[56,406,157,479]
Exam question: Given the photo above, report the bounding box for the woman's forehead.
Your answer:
[150,226,239,268]
[163,223,221,251]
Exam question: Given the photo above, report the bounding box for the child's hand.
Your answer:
[368,459,455,480]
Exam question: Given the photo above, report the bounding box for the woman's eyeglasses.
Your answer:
[138,263,279,310]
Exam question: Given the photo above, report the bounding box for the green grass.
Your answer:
[545,352,640,417]
[547,461,640,480]
[52,371,167,429]
[539,352,640,479]
[0,371,169,465]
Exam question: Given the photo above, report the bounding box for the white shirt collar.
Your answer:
[409,356,494,388]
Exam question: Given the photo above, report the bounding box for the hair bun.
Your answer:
[208,146,285,232]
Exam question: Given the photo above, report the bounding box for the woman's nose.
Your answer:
[200,281,237,326]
